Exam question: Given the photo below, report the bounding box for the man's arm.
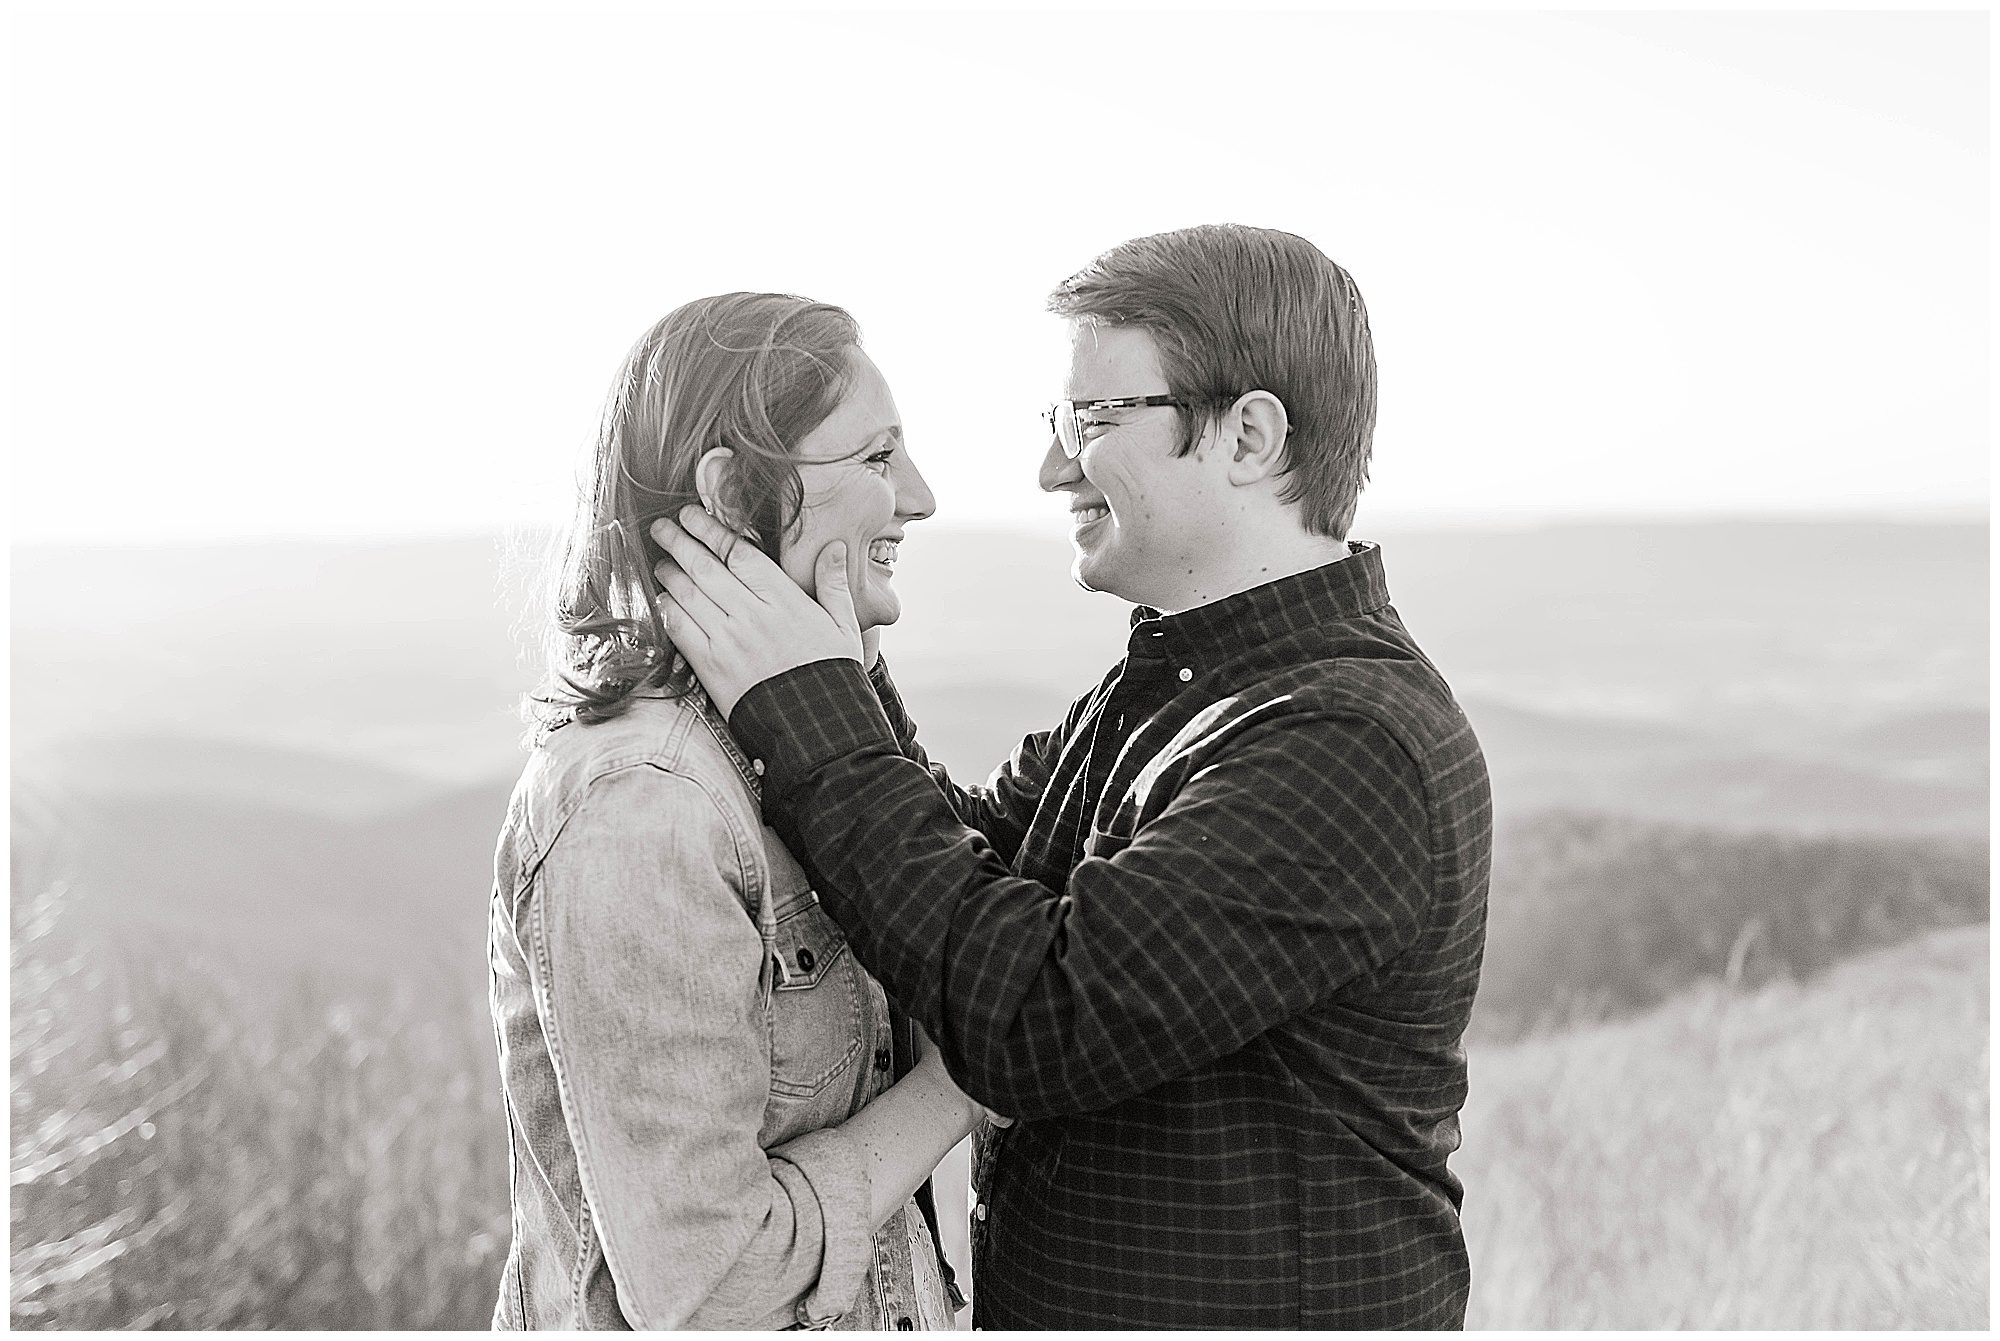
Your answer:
[647,508,1432,1117]
[733,659,1435,1122]
[866,654,1092,864]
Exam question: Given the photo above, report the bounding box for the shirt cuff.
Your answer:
[768,1125,874,1327]
[865,653,899,707]
[866,654,920,755]
[730,659,900,813]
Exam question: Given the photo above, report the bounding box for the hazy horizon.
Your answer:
[9,502,1989,552]
[10,10,1987,547]
[14,516,1987,819]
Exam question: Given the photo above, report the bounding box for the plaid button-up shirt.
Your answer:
[730,543,1492,1329]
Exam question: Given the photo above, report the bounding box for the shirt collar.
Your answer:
[1124,541,1390,668]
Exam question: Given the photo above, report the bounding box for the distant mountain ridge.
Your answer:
[13,513,1988,828]
[16,735,453,822]
[13,517,1987,992]
[26,691,1989,841]
[17,517,1984,744]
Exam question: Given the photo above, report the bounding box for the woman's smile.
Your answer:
[782,350,934,632]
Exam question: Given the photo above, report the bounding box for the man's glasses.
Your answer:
[1042,395,1193,460]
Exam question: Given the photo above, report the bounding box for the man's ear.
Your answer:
[1223,391,1291,486]
[693,447,756,536]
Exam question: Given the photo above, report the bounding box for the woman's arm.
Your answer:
[528,762,976,1329]
[834,1045,982,1227]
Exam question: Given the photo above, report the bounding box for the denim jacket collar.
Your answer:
[631,685,764,802]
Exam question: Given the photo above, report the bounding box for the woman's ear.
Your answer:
[693,447,754,536]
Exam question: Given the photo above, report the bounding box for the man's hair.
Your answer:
[1048,224,1376,539]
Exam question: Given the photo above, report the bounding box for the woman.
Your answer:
[488,293,980,1329]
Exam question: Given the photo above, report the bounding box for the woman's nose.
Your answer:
[896,452,936,521]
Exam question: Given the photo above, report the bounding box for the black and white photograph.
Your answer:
[9,3,1989,1331]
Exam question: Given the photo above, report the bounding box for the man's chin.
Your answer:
[1070,555,1098,594]
[1071,545,1115,596]
[1074,547,1150,603]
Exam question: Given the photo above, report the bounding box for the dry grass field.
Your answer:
[10,879,506,1329]
[11,863,1986,1329]
[1460,924,1988,1328]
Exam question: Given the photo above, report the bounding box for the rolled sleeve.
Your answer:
[768,1127,875,1326]
[530,763,873,1329]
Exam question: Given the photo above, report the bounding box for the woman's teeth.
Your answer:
[867,539,898,566]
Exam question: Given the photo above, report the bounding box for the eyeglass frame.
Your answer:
[1042,394,1230,460]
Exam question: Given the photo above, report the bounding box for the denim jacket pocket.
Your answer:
[767,888,865,1102]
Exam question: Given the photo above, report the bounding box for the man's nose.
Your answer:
[1038,434,1079,493]
[895,452,937,522]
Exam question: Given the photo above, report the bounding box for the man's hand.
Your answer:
[650,505,863,718]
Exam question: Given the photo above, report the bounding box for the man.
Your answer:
[652,224,1492,1329]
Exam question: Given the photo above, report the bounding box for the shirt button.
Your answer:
[874,1046,892,1072]
[1177,667,1193,682]
[751,758,766,776]
[974,1202,988,1221]
[796,947,816,973]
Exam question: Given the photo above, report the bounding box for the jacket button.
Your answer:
[896,1319,913,1331]
[796,947,816,973]
[874,1046,892,1072]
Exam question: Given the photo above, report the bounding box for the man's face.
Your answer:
[1038,323,1223,610]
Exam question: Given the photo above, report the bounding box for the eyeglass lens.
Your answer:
[1048,403,1082,459]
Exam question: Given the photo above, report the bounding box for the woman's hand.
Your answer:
[912,1024,1014,1130]
[650,506,864,719]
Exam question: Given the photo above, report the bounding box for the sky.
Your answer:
[8,5,1990,544]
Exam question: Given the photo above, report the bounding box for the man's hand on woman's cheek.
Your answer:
[649,506,864,718]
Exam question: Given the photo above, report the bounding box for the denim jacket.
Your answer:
[487,685,958,1330]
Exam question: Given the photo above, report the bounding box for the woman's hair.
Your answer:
[530,292,861,732]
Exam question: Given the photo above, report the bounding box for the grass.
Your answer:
[9,804,1990,1329]
[1460,923,1989,1328]
[9,842,508,1329]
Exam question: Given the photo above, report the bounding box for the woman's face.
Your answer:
[781,350,936,632]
